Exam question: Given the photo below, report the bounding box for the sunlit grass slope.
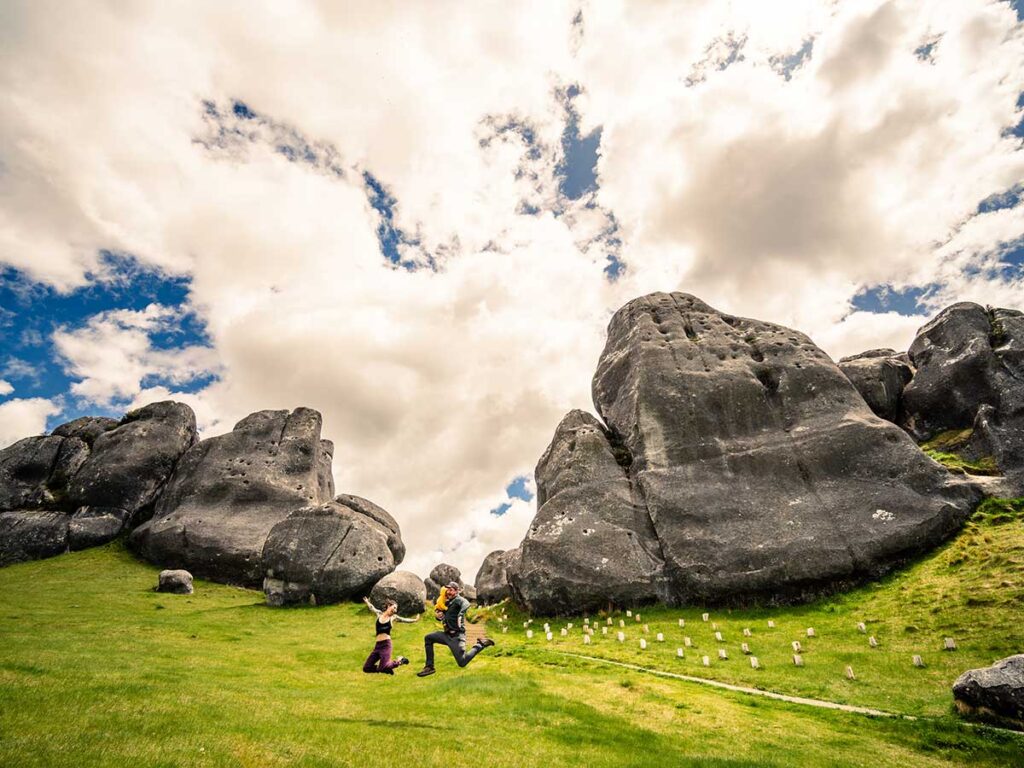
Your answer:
[0,499,1022,767]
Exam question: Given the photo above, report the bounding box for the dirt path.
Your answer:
[554,651,913,719]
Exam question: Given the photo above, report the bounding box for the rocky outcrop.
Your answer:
[0,403,196,566]
[953,655,1024,729]
[370,570,427,616]
[474,548,519,604]
[425,563,471,602]
[129,408,335,586]
[157,569,194,595]
[509,292,981,613]
[838,349,913,423]
[261,499,403,606]
[510,411,663,614]
[902,303,1024,492]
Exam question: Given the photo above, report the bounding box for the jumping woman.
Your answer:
[362,596,419,674]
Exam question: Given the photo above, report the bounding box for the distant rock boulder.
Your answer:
[425,563,465,602]
[902,303,1024,492]
[953,654,1024,729]
[0,402,197,566]
[838,349,913,423]
[157,569,194,595]
[474,548,519,604]
[130,408,335,586]
[262,499,402,606]
[509,292,981,613]
[370,570,426,616]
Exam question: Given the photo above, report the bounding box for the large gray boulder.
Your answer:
[0,402,198,566]
[510,411,664,614]
[129,408,334,586]
[261,499,402,606]
[953,655,1024,729]
[67,402,197,523]
[510,292,981,612]
[838,348,913,423]
[370,570,426,616]
[474,548,520,604]
[902,303,1024,492]
[425,563,463,601]
[0,510,70,566]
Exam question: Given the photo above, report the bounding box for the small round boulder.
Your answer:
[157,569,194,595]
[369,570,426,617]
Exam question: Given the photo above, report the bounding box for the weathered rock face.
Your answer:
[902,303,1024,491]
[425,563,463,601]
[953,655,1024,729]
[68,402,197,522]
[838,349,913,423]
[261,499,402,605]
[510,411,664,614]
[474,548,519,604]
[0,402,197,566]
[157,569,194,595]
[370,570,427,616]
[129,408,333,586]
[510,292,981,613]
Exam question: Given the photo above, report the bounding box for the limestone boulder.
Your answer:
[129,408,332,586]
[370,570,427,616]
[0,435,89,512]
[0,510,70,566]
[261,499,402,606]
[157,569,194,594]
[953,655,1024,729]
[838,348,913,423]
[474,548,519,604]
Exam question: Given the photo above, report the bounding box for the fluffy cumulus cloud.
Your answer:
[0,397,61,448]
[1,0,1021,579]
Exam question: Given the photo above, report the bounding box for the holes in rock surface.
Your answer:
[755,367,780,393]
[683,321,698,341]
[885,432,899,444]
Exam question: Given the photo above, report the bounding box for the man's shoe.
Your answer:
[416,666,435,677]
[477,638,495,649]
[397,656,410,666]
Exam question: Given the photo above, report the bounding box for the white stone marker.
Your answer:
[944,637,957,651]
[718,649,728,660]
[502,626,508,634]
[626,610,632,617]
[607,617,613,625]
[913,655,925,668]
[793,654,804,667]
[868,636,878,648]
[677,648,684,658]
[845,665,856,680]
[678,618,685,628]
[742,628,752,637]
[741,643,750,655]
[640,639,647,650]
[714,631,723,642]
[712,622,719,631]
[617,631,625,642]
[544,623,550,632]
[702,655,710,667]
[560,628,567,637]
[767,620,775,628]
[806,628,816,638]
[684,636,692,648]
[856,622,866,633]
[584,618,589,625]
[546,632,553,641]
[602,626,608,635]
[636,614,642,623]
[643,624,649,633]
[523,621,529,628]
[792,640,802,652]
[619,619,625,628]
[656,632,664,642]
[702,613,710,622]
[526,630,533,639]
[567,623,573,630]
[583,634,591,645]
[750,657,760,669]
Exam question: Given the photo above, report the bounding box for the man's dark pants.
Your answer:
[424,631,482,668]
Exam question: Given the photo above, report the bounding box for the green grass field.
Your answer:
[1,499,1023,767]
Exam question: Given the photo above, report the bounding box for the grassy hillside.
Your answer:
[1,499,1022,767]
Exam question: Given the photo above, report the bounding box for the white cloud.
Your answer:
[0,398,60,449]
[0,0,1021,579]
[0,380,13,397]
